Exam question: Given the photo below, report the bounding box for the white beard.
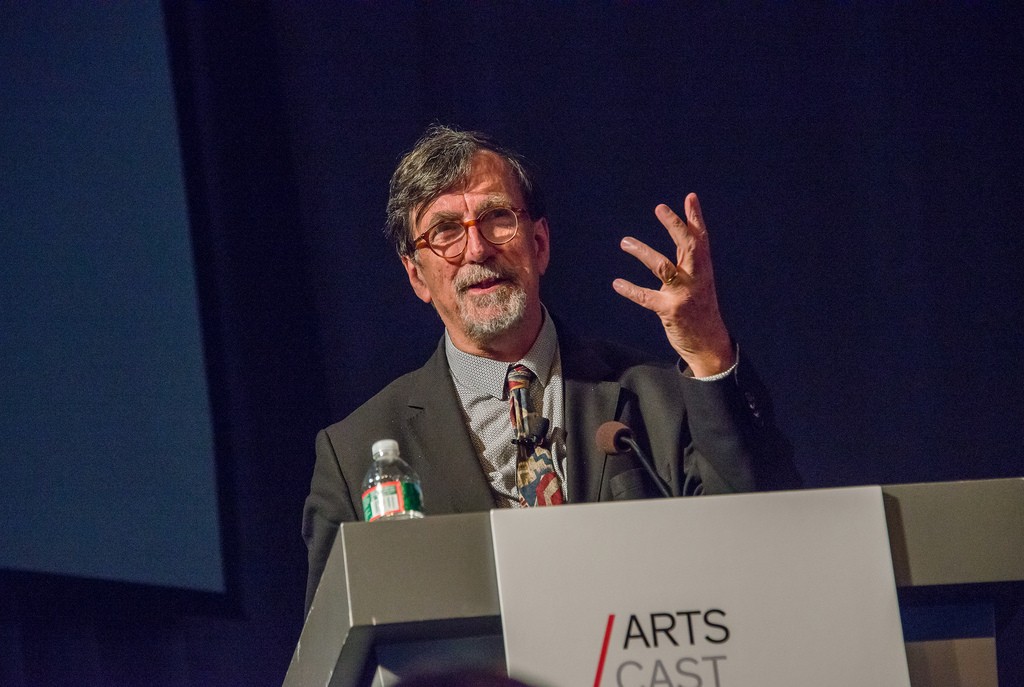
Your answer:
[458,281,527,342]
[453,263,528,343]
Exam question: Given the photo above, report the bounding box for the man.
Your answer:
[303,125,798,609]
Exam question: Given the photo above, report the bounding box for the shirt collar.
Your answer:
[445,307,558,400]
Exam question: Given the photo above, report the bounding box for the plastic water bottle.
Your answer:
[361,439,424,521]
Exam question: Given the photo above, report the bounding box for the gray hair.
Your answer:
[385,125,546,257]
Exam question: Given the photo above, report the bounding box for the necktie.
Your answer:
[507,364,564,506]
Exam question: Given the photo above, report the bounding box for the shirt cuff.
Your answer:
[683,344,740,382]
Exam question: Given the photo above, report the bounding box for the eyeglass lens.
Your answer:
[429,207,518,257]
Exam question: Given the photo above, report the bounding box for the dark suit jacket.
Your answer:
[302,328,798,610]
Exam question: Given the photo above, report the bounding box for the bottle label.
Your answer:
[362,480,423,521]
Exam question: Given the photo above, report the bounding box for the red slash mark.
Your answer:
[593,614,616,687]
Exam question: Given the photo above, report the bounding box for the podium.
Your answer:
[284,479,1024,687]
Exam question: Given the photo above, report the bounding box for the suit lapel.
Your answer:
[559,330,623,503]
[396,328,625,512]
[401,339,496,515]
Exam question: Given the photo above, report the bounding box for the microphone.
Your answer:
[596,421,672,498]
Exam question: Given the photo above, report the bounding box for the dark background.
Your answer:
[2,2,1022,685]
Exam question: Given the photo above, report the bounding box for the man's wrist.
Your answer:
[683,343,740,381]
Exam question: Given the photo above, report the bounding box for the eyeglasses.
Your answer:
[412,206,523,259]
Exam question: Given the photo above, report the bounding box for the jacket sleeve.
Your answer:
[677,355,801,495]
[301,428,360,615]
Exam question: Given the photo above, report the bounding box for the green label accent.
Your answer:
[362,480,423,521]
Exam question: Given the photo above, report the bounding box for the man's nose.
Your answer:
[462,224,495,263]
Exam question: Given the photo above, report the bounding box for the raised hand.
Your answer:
[613,193,735,377]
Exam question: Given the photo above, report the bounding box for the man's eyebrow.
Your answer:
[475,195,513,212]
[424,209,464,225]
[423,195,513,226]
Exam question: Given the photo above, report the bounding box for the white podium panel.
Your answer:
[491,487,911,687]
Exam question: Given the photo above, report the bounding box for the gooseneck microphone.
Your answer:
[595,421,672,498]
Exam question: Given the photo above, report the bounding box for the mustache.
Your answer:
[453,263,517,293]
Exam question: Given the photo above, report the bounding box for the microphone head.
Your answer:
[596,421,632,455]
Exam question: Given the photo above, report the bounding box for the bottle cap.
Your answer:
[371,438,400,457]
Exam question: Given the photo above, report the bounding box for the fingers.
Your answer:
[656,194,708,274]
[619,236,683,287]
[684,192,706,235]
[611,277,662,312]
[654,203,689,246]
[619,192,710,290]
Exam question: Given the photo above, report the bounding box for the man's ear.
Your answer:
[401,254,432,304]
[532,217,551,276]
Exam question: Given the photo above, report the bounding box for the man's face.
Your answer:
[401,151,550,357]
